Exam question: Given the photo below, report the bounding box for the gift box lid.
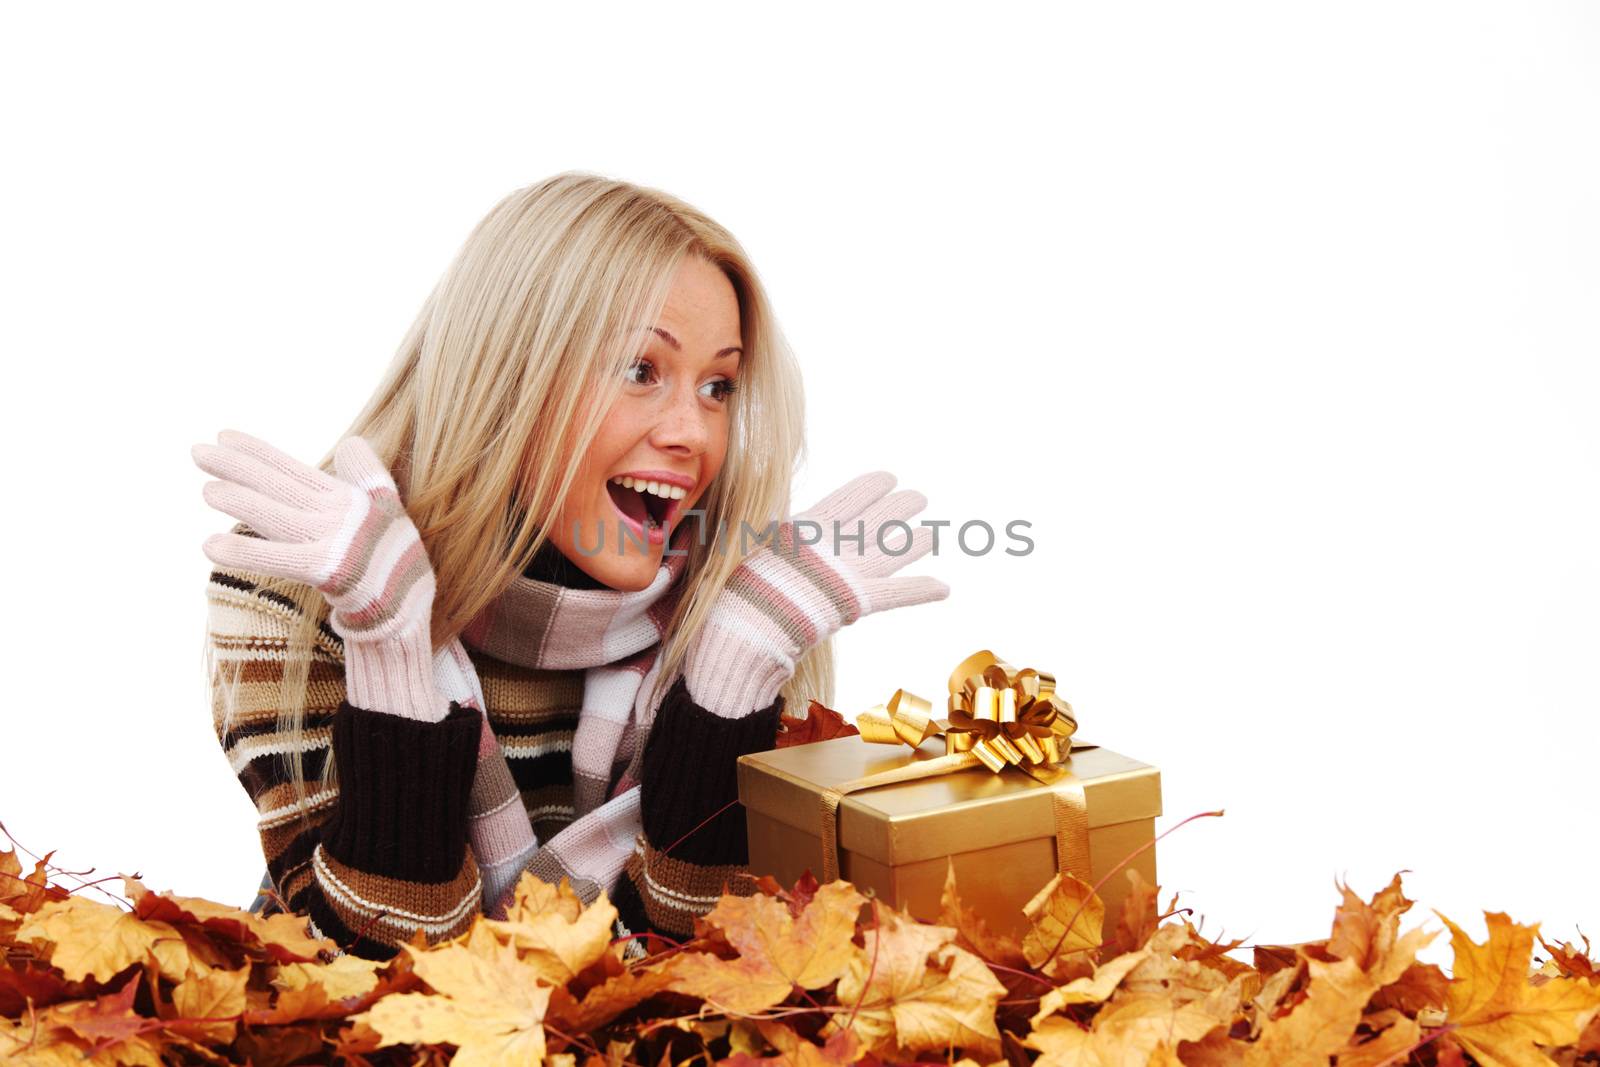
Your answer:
[737,734,1162,867]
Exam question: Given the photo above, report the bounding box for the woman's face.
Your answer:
[547,255,742,591]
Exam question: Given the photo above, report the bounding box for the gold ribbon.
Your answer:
[817,650,1095,889]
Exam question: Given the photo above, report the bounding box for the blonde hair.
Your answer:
[209,172,833,824]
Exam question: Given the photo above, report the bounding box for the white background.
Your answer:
[2,3,1595,973]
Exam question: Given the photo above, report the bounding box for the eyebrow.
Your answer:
[646,326,743,360]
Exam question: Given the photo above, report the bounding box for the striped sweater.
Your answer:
[205,544,782,959]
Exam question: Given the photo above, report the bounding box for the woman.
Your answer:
[193,173,948,960]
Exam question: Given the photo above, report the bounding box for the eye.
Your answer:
[702,377,739,403]
[625,358,657,386]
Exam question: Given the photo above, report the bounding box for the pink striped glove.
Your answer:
[192,429,449,722]
[683,470,950,718]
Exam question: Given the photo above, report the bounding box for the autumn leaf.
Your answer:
[123,875,331,964]
[1336,1006,1422,1067]
[1109,867,1161,956]
[671,880,866,1014]
[1032,947,1155,1020]
[1325,872,1438,986]
[499,870,585,926]
[1029,974,1244,1067]
[1022,870,1106,975]
[1537,932,1598,980]
[271,952,383,1001]
[168,963,249,1044]
[1242,956,1379,1066]
[830,904,1006,1059]
[1434,909,1600,1067]
[354,937,553,1067]
[17,895,191,984]
[777,700,860,747]
[548,956,681,1032]
[486,882,619,987]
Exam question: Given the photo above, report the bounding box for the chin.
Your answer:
[591,556,658,592]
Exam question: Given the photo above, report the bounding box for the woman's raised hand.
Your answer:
[682,470,951,718]
[193,430,448,720]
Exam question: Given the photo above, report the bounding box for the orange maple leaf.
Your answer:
[1435,909,1600,1067]
[670,879,866,1015]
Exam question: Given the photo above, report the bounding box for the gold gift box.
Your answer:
[737,735,1162,942]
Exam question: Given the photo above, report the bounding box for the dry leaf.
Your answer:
[1435,909,1600,1067]
[1022,870,1106,975]
[671,880,866,1014]
[354,938,554,1067]
[831,904,1006,1059]
[17,896,190,984]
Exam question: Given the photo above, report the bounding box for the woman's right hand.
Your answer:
[193,430,448,720]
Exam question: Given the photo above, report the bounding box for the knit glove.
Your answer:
[192,429,450,722]
[683,470,949,718]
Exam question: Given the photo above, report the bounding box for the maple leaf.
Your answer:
[485,882,619,987]
[777,699,861,747]
[1022,870,1106,975]
[123,875,331,964]
[1434,909,1600,1067]
[1336,1006,1423,1067]
[167,963,249,1045]
[1109,868,1161,956]
[500,871,585,925]
[354,937,553,1067]
[0,848,69,927]
[271,952,383,1000]
[1324,873,1438,987]
[1031,947,1155,1020]
[548,957,681,1033]
[1242,955,1379,1066]
[36,972,164,1059]
[671,880,867,1015]
[17,895,192,984]
[1028,974,1244,1067]
[830,904,1005,1059]
[1538,933,1599,981]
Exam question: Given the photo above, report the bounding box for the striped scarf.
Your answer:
[424,540,691,912]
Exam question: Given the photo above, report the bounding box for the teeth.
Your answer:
[611,476,687,500]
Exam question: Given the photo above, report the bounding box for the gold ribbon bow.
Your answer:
[855,649,1078,781]
[817,650,1093,884]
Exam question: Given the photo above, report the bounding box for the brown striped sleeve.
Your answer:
[205,529,484,960]
[614,673,782,939]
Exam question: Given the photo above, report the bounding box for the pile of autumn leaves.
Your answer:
[3,842,1600,1067]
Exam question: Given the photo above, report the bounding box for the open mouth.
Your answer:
[605,476,682,534]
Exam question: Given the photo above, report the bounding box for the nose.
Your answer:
[649,379,712,457]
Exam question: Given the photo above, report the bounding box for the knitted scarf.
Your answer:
[423,538,692,913]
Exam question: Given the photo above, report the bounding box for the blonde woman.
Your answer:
[193,173,949,959]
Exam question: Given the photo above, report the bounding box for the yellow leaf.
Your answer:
[1022,871,1105,974]
[1435,909,1600,1067]
[1243,956,1379,1066]
[169,964,249,1045]
[1028,976,1243,1067]
[486,888,619,986]
[501,871,584,925]
[271,952,382,1000]
[1325,873,1438,986]
[670,880,866,1015]
[1335,1007,1422,1067]
[355,938,552,1067]
[17,896,188,984]
[831,905,1005,1059]
[1031,947,1154,1022]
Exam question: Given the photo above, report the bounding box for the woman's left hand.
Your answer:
[682,470,949,717]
